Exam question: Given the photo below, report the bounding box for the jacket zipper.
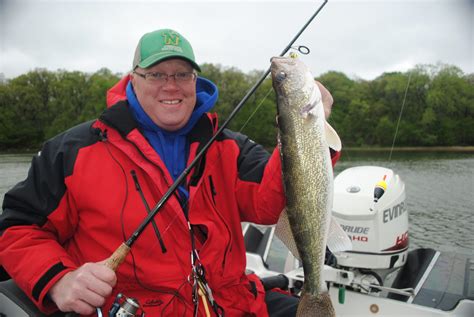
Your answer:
[208,175,217,205]
[122,135,184,208]
[208,175,233,271]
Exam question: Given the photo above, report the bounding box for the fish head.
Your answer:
[270,56,322,118]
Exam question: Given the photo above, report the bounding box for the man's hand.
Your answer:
[49,260,117,315]
[316,81,334,119]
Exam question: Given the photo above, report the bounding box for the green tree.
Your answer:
[80,68,121,122]
[0,69,56,150]
[1,63,472,152]
[45,71,89,138]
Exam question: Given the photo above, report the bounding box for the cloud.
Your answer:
[1,0,472,80]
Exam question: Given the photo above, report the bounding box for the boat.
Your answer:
[1,166,473,316]
[244,166,474,316]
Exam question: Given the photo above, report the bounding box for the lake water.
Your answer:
[1,151,473,258]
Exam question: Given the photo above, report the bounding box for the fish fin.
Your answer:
[275,209,301,261]
[325,121,342,152]
[275,211,352,260]
[299,100,318,118]
[300,83,322,118]
[327,216,352,253]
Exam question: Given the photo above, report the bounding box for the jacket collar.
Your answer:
[99,100,216,146]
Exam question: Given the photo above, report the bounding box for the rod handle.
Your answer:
[104,243,130,271]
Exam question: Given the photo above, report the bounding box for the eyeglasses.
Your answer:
[133,71,197,84]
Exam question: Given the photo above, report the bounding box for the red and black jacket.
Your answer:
[0,80,290,316]
[0,75,340,316]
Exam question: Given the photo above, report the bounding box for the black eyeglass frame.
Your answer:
[132,71,197,83]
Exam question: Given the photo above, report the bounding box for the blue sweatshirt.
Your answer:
[126,77,218,198]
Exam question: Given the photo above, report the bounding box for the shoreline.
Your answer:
[343,146,474,153]
[1,146,474,156]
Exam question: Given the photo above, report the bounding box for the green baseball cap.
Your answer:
[132,29,201,71]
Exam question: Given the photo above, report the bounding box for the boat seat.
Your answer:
[0,266,10,282]
[0,279,68,317]
[387,248,437,302]
[244,224,273,263]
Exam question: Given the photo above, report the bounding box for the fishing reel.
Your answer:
[103,293,145,317]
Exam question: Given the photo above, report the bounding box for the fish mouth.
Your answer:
[270,56,296,63]
[271,56,298,64]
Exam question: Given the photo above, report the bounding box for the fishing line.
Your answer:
[93,2,330,315]
[101,5,330,314]
[103,139,191,310]
[389,71,412,161]
[139,40,317,317]
[238,86,274,133]
[160,46,313,217]
[107,0,329,254]
[237,46,310,133]
[157,209,183,239]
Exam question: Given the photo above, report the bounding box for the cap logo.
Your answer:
[162,32,180,46]
[161,32,183,53]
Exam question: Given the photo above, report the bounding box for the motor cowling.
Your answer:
[332,166,408,271]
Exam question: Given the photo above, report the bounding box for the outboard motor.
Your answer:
[332,166,408,285]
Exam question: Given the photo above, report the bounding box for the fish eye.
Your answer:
[276,71,287,82]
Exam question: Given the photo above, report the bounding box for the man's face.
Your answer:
[131,58,197,131]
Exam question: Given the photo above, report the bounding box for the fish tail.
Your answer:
[296,291,335,317]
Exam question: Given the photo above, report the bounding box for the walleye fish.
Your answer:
[270,56,348,317]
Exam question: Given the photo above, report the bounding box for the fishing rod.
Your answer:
[104,0,329,271]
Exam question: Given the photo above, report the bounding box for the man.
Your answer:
[0,29,336,316]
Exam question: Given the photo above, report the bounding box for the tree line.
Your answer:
[0,63,472,152]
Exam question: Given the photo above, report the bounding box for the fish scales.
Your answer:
[271,56,336,316]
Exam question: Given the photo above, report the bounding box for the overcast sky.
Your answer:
[0,0,472,80]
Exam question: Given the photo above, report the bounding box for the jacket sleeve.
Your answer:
[230,129,284,225]
[0,132,84,313]
[234,137,341,225]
